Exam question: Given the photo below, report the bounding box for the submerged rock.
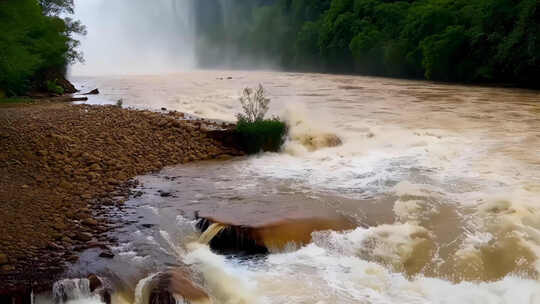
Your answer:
[87,274,102,292]
[294,133,343,151]
[196,214,355,254]
[82,89,100,95]
[98,250,114,259]
[159,191,172,197]
[148,268,211,304]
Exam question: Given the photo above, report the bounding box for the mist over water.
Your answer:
[71,0,279,75]
[72,0,197,75]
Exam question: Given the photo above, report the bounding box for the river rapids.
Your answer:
[38,70,540,304]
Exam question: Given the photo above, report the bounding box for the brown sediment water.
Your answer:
[52,70,540,303]
[197,215,356,253]
[198,224,227,245]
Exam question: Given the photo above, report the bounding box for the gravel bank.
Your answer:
[0,102,242,295]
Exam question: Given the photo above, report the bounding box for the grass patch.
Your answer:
[236,119,287,154]
[0,97,33,104]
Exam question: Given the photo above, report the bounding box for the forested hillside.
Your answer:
[0,0,84,96]
[195,0,539,87]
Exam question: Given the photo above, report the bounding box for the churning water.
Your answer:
[56,71,540,303]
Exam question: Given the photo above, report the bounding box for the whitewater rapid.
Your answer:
[57,70,540,304]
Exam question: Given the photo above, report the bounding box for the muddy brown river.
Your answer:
[40,71,540,303]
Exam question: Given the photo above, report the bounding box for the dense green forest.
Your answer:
[0,0,84,96]
[195,0,539,88]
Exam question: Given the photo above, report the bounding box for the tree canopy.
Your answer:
[0,0,84,96]
[195,0,539,88]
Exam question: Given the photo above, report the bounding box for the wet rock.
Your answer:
[61,236,73,243]
[159,191,171,197]
[99,250,114,259]
[196,214,355,254]
[1,264,15,272]
[149,268,211,304]
[74,232,93,242]
[295,133,343,151]
[82,218,98,227]
[0,253,8,265]
[47,242,65,251]
[87,241,108,249]
[83,88,100,95]
[88,274,102,292]
[66,254,79,263]
[215,154,233,160]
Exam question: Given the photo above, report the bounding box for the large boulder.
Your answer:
[196,213,355,254]
[148,268,211,304]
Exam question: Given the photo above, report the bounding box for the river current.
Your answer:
[42,70,540,303]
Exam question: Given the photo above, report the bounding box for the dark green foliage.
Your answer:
[0,0,83,96]
[46,79,64,95]
[235,119,288,154]
[195,0,539,88]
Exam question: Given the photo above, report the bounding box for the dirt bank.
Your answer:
[0,102,242,295]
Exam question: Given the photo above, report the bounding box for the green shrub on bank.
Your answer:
[236,118,287,154]
[46,79,64,95]
[234,84,287,154]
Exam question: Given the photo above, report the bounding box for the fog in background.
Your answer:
[193,0,280,70]
[71,0,197,75]
[71,0,277,76]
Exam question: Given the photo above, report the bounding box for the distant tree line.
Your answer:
[0,0,85,96]
[194,0,539,88]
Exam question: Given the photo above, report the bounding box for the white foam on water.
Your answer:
[184,243,258,304]
[455,185,540,274]
[134,273,159,304]
[180,225,540,304]
[64,298,104,304]
[64,71,540,302]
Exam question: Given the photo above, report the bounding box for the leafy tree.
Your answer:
[39,0,74,15]
[193,0,539,88]
[0,0,84,96]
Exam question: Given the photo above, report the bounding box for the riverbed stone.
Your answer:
[0,253,8,265]
[0,102,243,294]
[98,250,114,259]
[1,264,14,272]
[82,218,98,227]
[74,232,93,242]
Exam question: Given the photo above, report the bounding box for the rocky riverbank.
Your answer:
[0,102,243,296]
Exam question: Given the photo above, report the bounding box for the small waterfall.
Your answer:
[198,223,227,245]
[52,279,92,303]
[134,273,159,304]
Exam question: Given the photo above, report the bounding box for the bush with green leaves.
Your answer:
[46,79,64,95]
[235,85,287,154]
[236,118,287,154]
